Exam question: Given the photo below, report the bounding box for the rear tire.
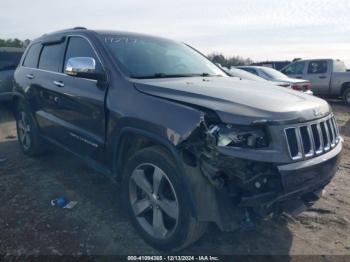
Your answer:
[342,88,350,106]
[122,146,207,252]
[15,101,46,156]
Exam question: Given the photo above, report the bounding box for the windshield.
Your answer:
[229,67,267,82]
[99,34,225,79]
[0,52,22,71]
[259,67,290,80]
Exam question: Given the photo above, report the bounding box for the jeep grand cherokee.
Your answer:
[13,27,342,251]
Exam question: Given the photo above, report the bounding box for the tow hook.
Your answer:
[240,208,256,232]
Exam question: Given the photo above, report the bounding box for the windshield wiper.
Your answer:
[193,73,223,77]
[131,72,223,79]
[131,73,197,79]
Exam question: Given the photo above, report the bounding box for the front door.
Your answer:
[304,60,331,95]
[35,35,107,161]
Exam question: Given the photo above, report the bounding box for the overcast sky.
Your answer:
[2,0,350,66]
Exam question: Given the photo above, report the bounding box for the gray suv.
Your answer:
[13,28,342,251]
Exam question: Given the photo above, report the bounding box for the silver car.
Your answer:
[238,65,313,95]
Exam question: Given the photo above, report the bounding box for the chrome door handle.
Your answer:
[53,96,60,103]
[26,74,35,79]
[53,80,64,87]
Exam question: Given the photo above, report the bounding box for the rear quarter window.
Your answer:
[23,43,42,68]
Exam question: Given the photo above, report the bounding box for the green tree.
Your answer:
[0,38,30,48]
[207,52,253,68]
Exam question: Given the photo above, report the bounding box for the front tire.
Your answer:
[122,146,207,252]
[15,102,46,156]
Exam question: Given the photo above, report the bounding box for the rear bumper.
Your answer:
[303,90,313,95]
[240,140,342,216]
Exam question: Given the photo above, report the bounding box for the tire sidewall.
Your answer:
[15,102,40,155]
[122,147,193,251]
[343,88,350,106]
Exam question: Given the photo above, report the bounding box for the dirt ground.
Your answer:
[0,100,349,257]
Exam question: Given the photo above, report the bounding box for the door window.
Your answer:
[64,36,102,71]
[38,43,65,72]
[23,43,41,68]
[307,60,328,74]
[282,61,305,75]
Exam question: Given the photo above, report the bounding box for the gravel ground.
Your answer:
[0,100,349,256]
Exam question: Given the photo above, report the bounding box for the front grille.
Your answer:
[285,115,340,160]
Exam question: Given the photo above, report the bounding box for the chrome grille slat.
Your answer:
[327,119,336,147]
[323,121,331,151]
[285,115,340,161]
[316,123,324,154]
[305,126,315,157]
[331,117,340,143]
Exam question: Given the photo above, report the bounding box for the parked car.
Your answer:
[238,66,313,95]
[0,47,24,101]
[220,66,269,81]
[250,60,291,71]
[13,28,342,251]
[218,66,312,95]
[281,59,350,105]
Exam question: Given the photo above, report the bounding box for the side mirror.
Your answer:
[65,57,106,81]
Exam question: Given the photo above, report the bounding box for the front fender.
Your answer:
[111,126,198,217]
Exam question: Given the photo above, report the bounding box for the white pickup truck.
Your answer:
[281,59,350,105]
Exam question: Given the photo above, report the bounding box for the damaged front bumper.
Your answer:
[240,140,342,216]
[182,136,342,231]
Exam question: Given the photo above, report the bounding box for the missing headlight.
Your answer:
[208,124,269,148]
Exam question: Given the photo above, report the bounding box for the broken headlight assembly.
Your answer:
[207,124,269,148]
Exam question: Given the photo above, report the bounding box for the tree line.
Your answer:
[207,52,253,68]
[0,38,30,48]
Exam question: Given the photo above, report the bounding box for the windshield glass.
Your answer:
[99,34,225,78]
[0,52,22,71]
[259,67,290,80]
[229,67,267,81]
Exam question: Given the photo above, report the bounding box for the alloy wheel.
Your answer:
[17,111,31,150]
[129,163,179,239]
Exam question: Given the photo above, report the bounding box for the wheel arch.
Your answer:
[112,127,198,217]
[340,82,350,96]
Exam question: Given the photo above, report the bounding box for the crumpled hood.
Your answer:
[133,77,330,125]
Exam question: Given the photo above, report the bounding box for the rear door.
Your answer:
[45,35,107,160]
[304,60,331,95]
[34,40,68,143]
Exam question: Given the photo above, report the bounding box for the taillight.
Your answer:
[303,83,312,90]
[292,84,302,91]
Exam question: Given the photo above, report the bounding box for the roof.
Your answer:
[33,27,173,44]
